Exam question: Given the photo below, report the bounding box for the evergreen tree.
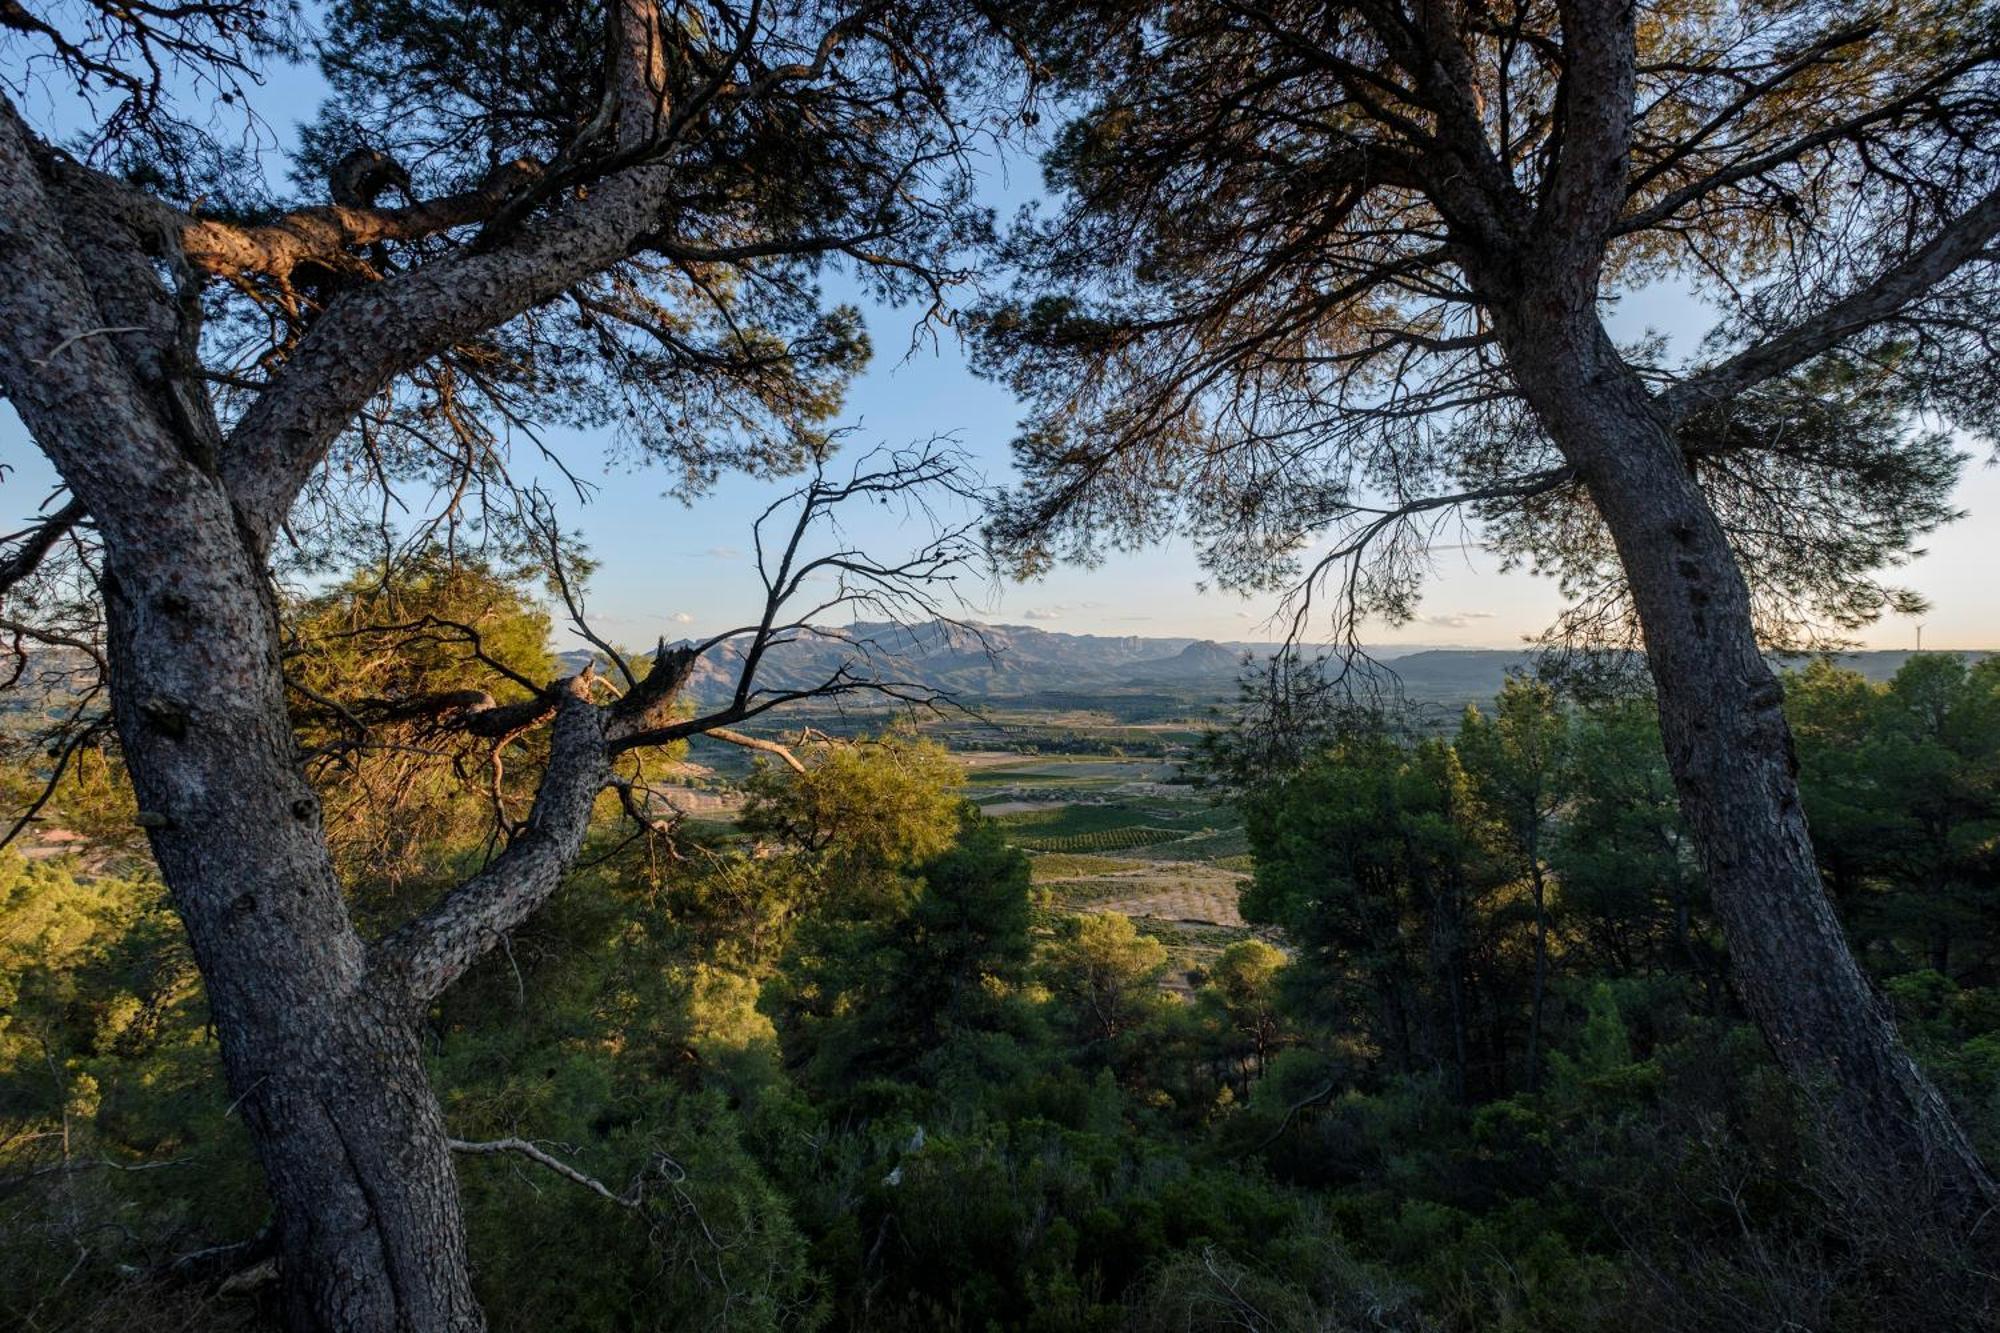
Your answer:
[975,0,2000,1207]
[1458,679,1572,1088]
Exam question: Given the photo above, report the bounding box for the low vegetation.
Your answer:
[7,650,1999,1330]
[6,0,2000,1326]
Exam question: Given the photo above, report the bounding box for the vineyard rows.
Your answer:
[1012,826,1187,853]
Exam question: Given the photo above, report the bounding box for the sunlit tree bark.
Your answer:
[0,0,1007,1323]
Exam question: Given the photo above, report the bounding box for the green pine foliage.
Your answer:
[4,655,1999,1329]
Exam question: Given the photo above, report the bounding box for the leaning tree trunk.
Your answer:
[1501,309,1997,1210]
[0,99,486,1327]
[103,486,484,1330]
[1,203,479,1333]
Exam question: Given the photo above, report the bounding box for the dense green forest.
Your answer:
[10,0,2000,1326]
[5,567,1996,1330]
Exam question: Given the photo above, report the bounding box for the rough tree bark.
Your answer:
[1460,0,1999,1210]
[983,0,2000,1217]
[0,0,943,1320]
[0,120,481,1321]
[102,512,491,1328]
[1497,302,1998,1208]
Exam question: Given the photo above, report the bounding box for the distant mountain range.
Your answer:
[572,621,1286,704]
[565,621,1988,708]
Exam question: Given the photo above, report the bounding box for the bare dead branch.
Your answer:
[448,1137,648,1209]
[702,726,806,773]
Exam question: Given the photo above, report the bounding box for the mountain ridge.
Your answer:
[559,622,1986,707]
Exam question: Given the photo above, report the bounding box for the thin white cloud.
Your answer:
[1417,610,1499,629]
[1016,598,1110,622]
[669,612,696,625]
[703,546,740,559]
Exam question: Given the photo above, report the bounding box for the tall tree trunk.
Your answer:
[1427,867,1471,1104]
[1525,848,1549,1093]
[1500,309,1997,1209]
[101,492,483,1330]
[0,99,486,1326]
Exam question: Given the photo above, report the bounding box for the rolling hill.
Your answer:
[563,623,1986,709]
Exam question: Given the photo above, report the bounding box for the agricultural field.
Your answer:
[1024,852,1148,882]
[975,762,1267,986]
[710,725,1272,987]
[988,788,1239,847]
[995,809,1185,853]
[963,755,1185,789]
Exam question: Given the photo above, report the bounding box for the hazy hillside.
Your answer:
[561,621,1474,705]
[565,624,1990,708]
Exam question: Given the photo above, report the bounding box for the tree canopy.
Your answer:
[977,0,1997,650]
[5,0,2000,1325]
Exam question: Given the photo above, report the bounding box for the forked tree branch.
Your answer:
[0,496,86,599]
[365,443,981,1005]
[369,676,610,1002]
[213,0,871,555]
[1658,183,2000,423]
[179,162,543,285]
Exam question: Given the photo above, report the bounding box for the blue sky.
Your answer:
[2,44,1995,652]
[562,280,2000,652]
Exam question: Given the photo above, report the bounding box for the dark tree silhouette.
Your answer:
[977,0,2000,1210]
